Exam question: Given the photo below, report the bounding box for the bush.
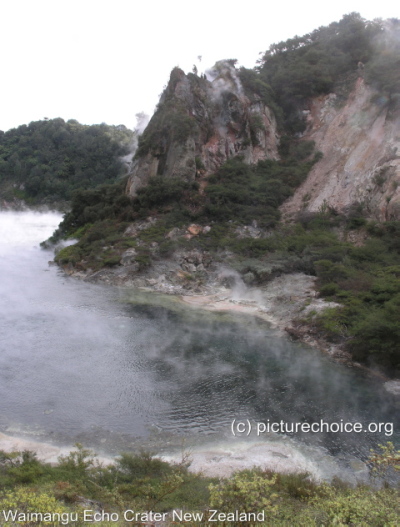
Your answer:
[209,470,278,521]
[202,153,314,226]
[319,282,339,297]
[349,297,400,369]
[309,484,400,526]
[0,488,69,526]
[368,442,400,479]
[54,244,83,266]
[135,177,197,212]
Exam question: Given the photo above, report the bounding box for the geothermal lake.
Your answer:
[0,210,398,480]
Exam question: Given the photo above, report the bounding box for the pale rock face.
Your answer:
[126,62,279,197]
[127,154,159,195]
[281,78,400,220]
[120,248,137,266]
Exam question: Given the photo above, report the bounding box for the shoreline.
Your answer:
[77,260,400,388]
[177,284,398,389]
[0,431,370,484]
[61,239,399,386]
[179,288,400,388]
[0,432,114,467]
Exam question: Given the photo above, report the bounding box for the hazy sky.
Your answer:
[1,0,398,132]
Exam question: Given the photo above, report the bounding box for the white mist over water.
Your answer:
[0,210,62,246]
[0,211,398,482]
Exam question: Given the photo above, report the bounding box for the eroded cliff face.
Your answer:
[281,78,400,220]
[126,61,279,197]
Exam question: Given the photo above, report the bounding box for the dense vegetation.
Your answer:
[0,443,398,526]
[258,13,400,132]
[203,140,320,226]
[55,136,318,232]
[276,211,400,375]
[0,118,134,204]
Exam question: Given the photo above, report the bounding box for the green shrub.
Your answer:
[0,488,69,526]
[369,442,400,479]
[209,469,278,521]
[54,244,82,265]
[313,308,343,340]
[135,177,197,212]
[319,282,339,297]
[310,484,400,526]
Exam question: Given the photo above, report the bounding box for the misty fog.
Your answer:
[0,211,398,474]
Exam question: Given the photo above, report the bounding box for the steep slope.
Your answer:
[281,79,400,222]
[126,61,279,197]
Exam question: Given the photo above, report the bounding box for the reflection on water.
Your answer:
[0,211,398,477]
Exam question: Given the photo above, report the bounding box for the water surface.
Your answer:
[0,211,398,479]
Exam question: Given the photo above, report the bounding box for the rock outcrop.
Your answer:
[126,61,279,197]
[128,64,400,222]
[281,77,400,220]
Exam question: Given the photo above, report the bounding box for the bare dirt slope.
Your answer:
[281,78,400,221]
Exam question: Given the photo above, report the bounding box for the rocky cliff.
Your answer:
[128,63,400,222]
[126,61,279,197]
[281,77,400,221]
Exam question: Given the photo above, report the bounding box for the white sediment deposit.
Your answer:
[181,272,340,354]
[0,432,113,466]
[0,431,368,484]
[163,439,369,484]
[0,433,319,480]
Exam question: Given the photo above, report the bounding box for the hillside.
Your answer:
[47,13,400,377]
[0,118,135,207]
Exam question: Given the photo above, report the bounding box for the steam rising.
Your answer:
[206,60,245,101]
[217,267,263,303]
[0,211,398,480]
[120,112,150,173]
[202,60,247,140]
